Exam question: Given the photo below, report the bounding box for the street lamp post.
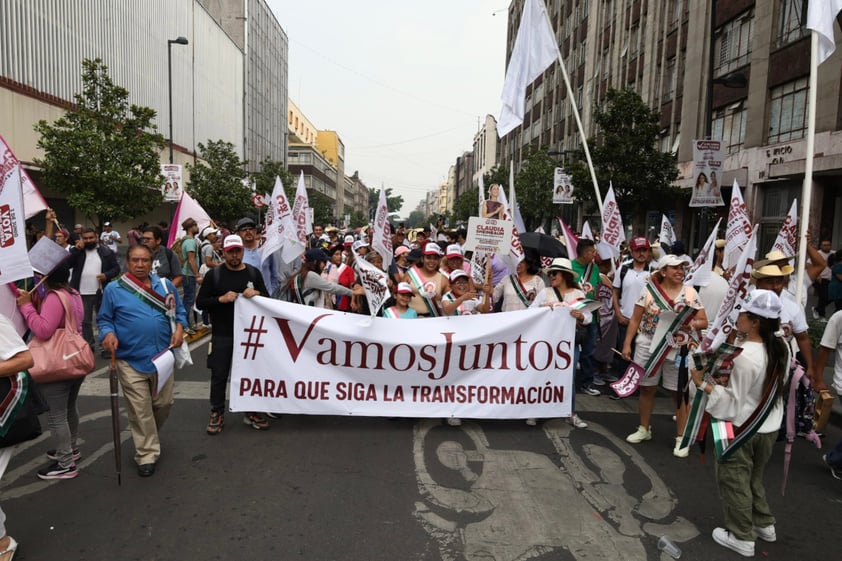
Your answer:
[167,36,189,164]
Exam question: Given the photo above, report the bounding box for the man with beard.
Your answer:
[67,228,121,351]
[197,235,271,434]
[142,226,182,286]
[236,217,278,296]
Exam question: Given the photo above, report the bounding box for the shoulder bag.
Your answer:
[28,291,95,383]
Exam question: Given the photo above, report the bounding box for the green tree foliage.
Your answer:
[566,88,680,231]
[451,187,480,224]
[252,157,294,198]
[405,210,427,229]
[186,140,250,225]
[482,165,509,196]
[368,187,404,220]
[34,58,166,226]
[349,210,367,228]
[514,146,558,232]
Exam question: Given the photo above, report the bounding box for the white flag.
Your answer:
[508,166,526,233]
[723,179,751,270]
[807,0,842,65]
[292,171,312,246]
[353,256,391,319]
[497,0,560,137]
[0,165,33,285]
[770,198,798,257]
[372,184,393,270]
[580,221,593,241]
[659,214,676,247]
[685,218,722,288]
[167,190,212,247]
[0,134,47,220]
[701,225,758,351]
[478,175,485,217]
[262,176,304,265]
[597,182,625,258]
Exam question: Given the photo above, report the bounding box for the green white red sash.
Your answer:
[0,372,29,437]
[712,378,779,460]
[509,275,530,308]
[117,273,174,321]
[382,306,401,318]
[642,278,697,377]
[407,265,440,316]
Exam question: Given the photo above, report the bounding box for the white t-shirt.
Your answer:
[100,230,120,253]
[819,310,842,394]
[79,248,102,295]
[0,314,28,361]
[613,265,650,319]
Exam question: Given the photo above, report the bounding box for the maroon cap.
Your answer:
[630,237,651,250]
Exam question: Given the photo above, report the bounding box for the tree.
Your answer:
[514,146,558,232]
[368,187,404,221]
[482,165,509,196]
[252,157,294,198]
[34,58,166,226]
[349,210,367,228]
[566,88,680,233]
[186,140,250,225]
[451,187,480,224]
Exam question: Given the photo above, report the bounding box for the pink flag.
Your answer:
[723,179,751,270]
[557,216,579,258]
[610,360,645,398]
[262,176,304,264]
[770,198,798,257]
[292,171,312,246]
[167,190,212,247]
[372,185,393,270]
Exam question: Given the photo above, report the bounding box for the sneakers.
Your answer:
[206,411,224,435]
[525,418,537,426]
[243,412,270,430]
[567,414,588,429]
[673,436,689,458]
[592,377,607,386]
[712,527,755,557]
[823,454,842,480]
[580,385,601,396]
[446,417,462,426]
[37,461,78,480]
[754,524,776,543]
[812,307,820,320]
[626,425,652,443]
[47,448,81,462]
[185,327,197,335]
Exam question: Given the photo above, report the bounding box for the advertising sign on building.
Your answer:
[160,164,183,202]
[690,140,725,207]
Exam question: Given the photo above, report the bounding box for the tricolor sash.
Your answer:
[508,274,531,308]
[407,266,440,317]
[117,273,174,321]
[382,306,401,319]
[642,279,698,378]
[712,377,779,460]
[0,372,29,437]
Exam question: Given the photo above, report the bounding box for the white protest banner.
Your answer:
[685,218,722,288]
[701,225,758,351]
[690,140,725,207]
[553,167,574,204]
[28,237,69,275]
[771,198,798,257]
[230,298,575,418]
[723,180,751,270]
[372,184,393,270]
[659,215,676,247]
[353,256,390,319]
[160,164,183,202]
[0,134,47,219]
[292,171,312,245]
[0,164,33,285]
[261,176,304,265]
[463,217,514,255]
[597,182,624,258]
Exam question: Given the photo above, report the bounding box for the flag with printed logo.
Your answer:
[262,176,304,264]
[659,214,676,248]
[0,143,34,284]
[723,180,751,270]
[770,198,798,257]
[292,171,312,246]
[372,184,393,270]
[597,182,624,259]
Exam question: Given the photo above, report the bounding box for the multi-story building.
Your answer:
[473,114,500,189]
[199,0,289,173]
[454,150,475,203]
[499,0,842,249]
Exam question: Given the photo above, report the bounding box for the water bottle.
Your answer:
[657,535,682,559]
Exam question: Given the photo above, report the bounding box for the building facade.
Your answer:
[473,114,500,189]
[499,0,842,249]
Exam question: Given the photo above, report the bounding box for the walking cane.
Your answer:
[109,352,122,486]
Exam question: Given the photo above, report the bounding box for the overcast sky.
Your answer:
[266,1,510,216]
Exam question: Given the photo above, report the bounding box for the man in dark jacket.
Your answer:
[68,228,121,348]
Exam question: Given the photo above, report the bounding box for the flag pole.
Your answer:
[795,32,818,306]
[555,50,603,216]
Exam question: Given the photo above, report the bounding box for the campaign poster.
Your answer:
[553,167,574,204]
[690,140,725,207]
[161,164,183,202]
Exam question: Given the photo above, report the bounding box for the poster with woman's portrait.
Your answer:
[552,167,574,204]
[160,164,183,202]
[689,140,725,207]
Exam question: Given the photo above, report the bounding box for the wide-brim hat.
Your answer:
[545,257,578,280]
[751,264,794,278]
[754,249,796,269]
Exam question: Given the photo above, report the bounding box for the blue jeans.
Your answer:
[577,321,598,387]
[182,275,197,327]
[828,437,842,467]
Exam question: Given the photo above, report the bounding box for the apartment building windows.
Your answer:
[777,0,807,48]
[768,76,808,143]
[711,103,747,153]
[662,58,676,102]
[715,11,754,77]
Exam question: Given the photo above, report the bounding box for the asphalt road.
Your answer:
[1,337,840,561]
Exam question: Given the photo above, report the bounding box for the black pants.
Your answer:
[207,336,234,413]
[816,279,830,317]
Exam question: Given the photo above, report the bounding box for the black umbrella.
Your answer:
[518,231,568,259]
[109,352,122,486]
